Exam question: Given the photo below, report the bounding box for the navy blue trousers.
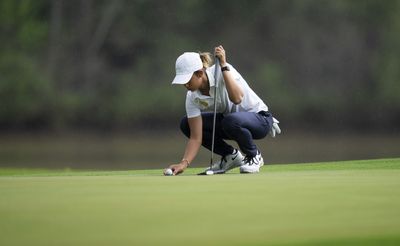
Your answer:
[180,111,273,158]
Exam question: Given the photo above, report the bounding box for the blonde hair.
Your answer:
[199,52,213,68]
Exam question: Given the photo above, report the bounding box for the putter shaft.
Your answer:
[210,58,220,168]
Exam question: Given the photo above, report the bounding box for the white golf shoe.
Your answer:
[240,151,264,173]
[205,149,244,172]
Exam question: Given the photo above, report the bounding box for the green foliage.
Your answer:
[376,1,400,109]
[1,0,400,131]
[0,0,48,51]
[0,53,54,128]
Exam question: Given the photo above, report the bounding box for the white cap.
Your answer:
[171,52,203,85]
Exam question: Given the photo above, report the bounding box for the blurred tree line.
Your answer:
[1,0,399,132]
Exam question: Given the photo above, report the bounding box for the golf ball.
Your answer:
[164,168,173,176]
[206,170,214,175]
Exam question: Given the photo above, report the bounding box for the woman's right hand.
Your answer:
[167,162,188,175]
[215,45,227,66]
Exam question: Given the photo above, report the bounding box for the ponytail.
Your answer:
[199,52,213,68]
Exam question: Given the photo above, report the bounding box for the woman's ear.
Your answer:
[195,70,203,78]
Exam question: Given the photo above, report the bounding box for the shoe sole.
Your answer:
[224,162,243,172]
[240,159,263,174]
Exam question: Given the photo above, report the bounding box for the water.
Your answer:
[0,131,399,170]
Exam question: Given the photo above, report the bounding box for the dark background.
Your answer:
[1,0,399,169]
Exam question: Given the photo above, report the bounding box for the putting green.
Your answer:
[0,158,399,245]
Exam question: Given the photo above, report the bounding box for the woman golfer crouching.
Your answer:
[166,45,280,175]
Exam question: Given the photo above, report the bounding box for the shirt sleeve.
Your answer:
[226,65,246,93]
[185,92,201,118]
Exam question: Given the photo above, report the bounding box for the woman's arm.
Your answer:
[167,116,202,175]
[215,45,244,104]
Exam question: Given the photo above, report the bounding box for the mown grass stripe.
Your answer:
[0,158,399,177]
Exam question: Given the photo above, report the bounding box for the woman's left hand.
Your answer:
[215,45,227,67]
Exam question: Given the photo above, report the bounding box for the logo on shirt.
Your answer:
[199,100,209,108]
[195,98,209,109]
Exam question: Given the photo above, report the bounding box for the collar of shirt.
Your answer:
[205,67,216,88]
[192,66,217,99]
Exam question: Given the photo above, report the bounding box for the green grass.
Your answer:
[1,158,400,245]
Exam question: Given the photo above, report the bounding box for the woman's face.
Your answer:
[184,71,203,91]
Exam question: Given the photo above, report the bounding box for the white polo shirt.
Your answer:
[185,64,268,118]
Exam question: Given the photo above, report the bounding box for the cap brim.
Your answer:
[171,73,192,85]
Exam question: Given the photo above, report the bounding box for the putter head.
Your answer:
[197,169,225,175]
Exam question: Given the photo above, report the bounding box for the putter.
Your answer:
[198,54,221,175]
[197,169,225,175]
